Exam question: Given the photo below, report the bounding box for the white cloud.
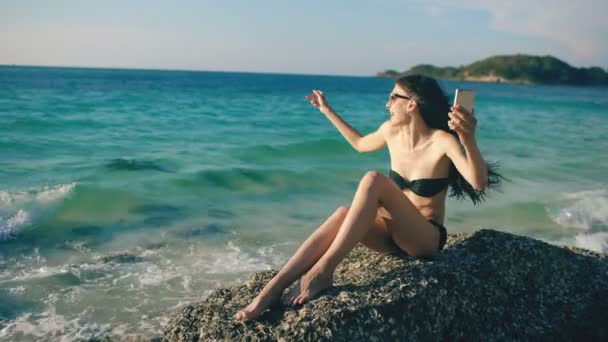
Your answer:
[441,0,608,65]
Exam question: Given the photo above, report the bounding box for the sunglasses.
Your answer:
[389,93,412,101]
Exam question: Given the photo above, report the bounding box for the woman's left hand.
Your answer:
[448,105,477,144]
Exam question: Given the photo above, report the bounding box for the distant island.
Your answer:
[377,54,608,85]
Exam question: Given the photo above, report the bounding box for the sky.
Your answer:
[1,0,606,76]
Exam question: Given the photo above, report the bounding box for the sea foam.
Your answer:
[573,232,608,254]
[551,189,608,231]
[0,183,76,240]
[549,188,608,254]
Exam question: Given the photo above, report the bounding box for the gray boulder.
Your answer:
[163,229,608,341]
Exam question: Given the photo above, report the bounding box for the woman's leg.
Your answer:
[291,171,440,305]
[235,206,348,320]
[282,209,405,306]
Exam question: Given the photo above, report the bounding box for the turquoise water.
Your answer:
[1,66,607,339]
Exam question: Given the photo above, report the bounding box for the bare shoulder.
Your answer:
[433,130,459,148]
[433,129,461,154]
[379,120,391,131]
[379,120,395,136]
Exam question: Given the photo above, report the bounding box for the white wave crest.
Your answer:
[35,183,77,204]
[0,183,76,208]
[0,183,76,238]
[549,188,608,231]
[7,209,29,228]
[0,209,30,241]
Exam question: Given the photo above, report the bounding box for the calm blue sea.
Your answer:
[1,66,607,339]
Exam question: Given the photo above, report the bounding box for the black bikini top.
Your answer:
[389,170,449,197]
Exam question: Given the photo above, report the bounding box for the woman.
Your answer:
[235,75,501,321]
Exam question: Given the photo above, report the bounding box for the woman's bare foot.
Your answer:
[234,287,281,321]
[292,266,333,305]
[281,280,301,306]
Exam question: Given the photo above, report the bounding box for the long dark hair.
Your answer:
[395,75,503,204]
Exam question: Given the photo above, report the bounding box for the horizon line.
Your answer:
[0,63,378,79]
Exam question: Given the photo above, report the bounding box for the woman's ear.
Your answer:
[408,100,418,112]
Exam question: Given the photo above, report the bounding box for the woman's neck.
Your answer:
[397,115,433,151]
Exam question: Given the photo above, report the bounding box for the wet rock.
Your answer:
[172,223,226,240]
[163,229,608,341]
[98,252,145,264]
[105,158,172,173]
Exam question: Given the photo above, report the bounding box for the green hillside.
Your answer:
[377,54,608,85]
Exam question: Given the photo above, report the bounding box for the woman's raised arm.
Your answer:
[306,89,387,153]
[442,105,488,190]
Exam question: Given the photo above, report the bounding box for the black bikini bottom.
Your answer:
[390,220,447,257]
[428,219,448,252]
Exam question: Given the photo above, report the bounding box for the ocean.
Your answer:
[1,66,607,340]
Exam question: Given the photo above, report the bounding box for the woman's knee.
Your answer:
[359,171,384,191]
[334,206,349,219]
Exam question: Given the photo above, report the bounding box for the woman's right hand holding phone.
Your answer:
[448,105,478,145]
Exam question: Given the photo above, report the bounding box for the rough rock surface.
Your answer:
[163,229,608,341]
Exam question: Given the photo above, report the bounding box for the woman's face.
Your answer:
[386,84,414,125]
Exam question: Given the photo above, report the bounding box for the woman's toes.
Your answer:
[283,291,296,305]
[237,310,250,320]
[234,307,258,321]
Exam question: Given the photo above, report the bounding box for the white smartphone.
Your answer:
[454,89,475,114]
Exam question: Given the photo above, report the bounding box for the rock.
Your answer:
[163,229,608,341]
[98,252,145,264]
